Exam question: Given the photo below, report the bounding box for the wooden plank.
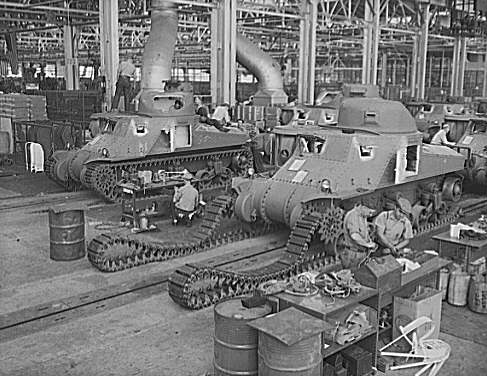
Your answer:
[277,286,378,321]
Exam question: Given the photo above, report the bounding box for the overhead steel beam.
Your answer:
[0,1,98,14]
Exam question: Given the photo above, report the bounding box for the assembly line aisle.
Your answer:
[0,286,486,376]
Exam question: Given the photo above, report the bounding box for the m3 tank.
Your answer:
[45,0,250,201]
[233,96,468,250]
[45,86,250,201]
[168,97,469,310]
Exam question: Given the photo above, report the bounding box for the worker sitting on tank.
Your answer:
[374,197,414,257]
[340,204,377,269]
[430,123,456,146]
[172,170,199,226]
[199,114,230,132]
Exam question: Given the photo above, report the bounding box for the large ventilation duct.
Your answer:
[236,33,288,106]
[141,0,178,90]
[138,0,178,114]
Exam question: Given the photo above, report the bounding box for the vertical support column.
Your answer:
[483,52,487,97]
[410,35,418,98]
[362,0,380,85]
[380,52,387,88]
[392,58,397,86]
[99,0,119,110]
[416,3,430,100]
[64,24,79,90]
[450,38,459,96]
[211,0,237,106]
[451,36,466,97]
[440,54,444,89]
[457,37,467,97]
[298,0,318,104]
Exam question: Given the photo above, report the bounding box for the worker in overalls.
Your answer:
[111,56,136,111]
[172,170,199,226]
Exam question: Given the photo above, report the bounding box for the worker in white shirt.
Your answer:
[112,57,136,111]
[430,123,456,146]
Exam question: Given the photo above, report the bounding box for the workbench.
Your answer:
[119,178,197,227]
[433,230,487,272]
[274,255,451,367]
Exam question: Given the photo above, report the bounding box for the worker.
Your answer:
[172,170,199,226]
[111,56,136,111]
[340,204,377,268]
[374,197,414,257]
[195,96,209,117]
[430,123,456,146]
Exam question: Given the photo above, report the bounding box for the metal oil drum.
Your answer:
[48,207,86,261]
[447,270,470,306]
[258,332,322,376]
[214,298,271,376]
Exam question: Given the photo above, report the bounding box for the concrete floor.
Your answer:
[1,169,486,376]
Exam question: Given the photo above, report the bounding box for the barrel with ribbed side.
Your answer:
[258,332,322,376]
[49,208,85,261]
[214,298,271,376]
[448,270,470,306]
[468,274,487,313]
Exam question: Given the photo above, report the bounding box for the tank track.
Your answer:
[83,146,252,202]
[168,212,342,310]
[87,195,281,272]
[167,201,465,310]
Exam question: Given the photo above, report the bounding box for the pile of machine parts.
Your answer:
[45,0,253,202]
[168,95,469,309]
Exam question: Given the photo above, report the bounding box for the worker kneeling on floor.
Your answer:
[172,170,200,226]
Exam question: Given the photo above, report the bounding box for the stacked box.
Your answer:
[0,94,48,121]
[0,94,30,120]
[393,286,442,340]
[28,95,48,120]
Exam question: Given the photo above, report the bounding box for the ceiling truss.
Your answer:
[0,0,485,69]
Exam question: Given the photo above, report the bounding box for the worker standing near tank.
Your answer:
[430,123,456,146]
[172,170,199,226]
[374,197,414,257]
[111,56,136,111]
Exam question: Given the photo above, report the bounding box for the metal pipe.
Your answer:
[236,33,283,91]
[140,0,178,89]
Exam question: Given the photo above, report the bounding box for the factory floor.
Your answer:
[0,167,486,376]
